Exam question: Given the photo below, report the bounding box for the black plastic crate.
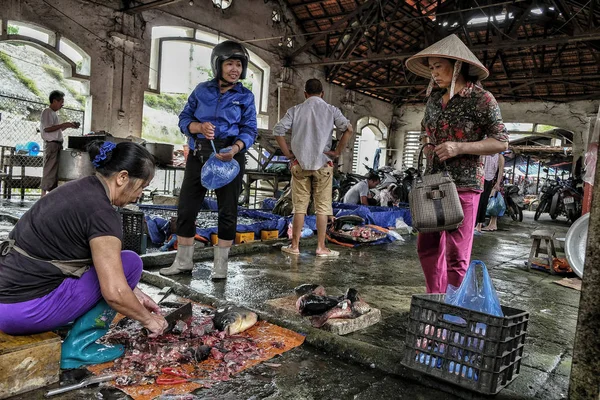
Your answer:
[402,294,529,395]
[118,209,145,254]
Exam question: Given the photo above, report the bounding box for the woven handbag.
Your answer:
[409,144,464,233]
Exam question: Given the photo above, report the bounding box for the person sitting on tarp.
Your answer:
[343,172,380,205]
[0,141,168,369]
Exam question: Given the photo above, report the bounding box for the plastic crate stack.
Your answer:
[402,294,529,395]
[118,208,145,254]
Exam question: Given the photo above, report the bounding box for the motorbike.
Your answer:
[398,167,417,204]
[534,169,562,221]
[503,184,524,222]
[335,169,365,202]
[554,176,583,223]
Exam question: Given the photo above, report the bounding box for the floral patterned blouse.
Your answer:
[421,82,509,191]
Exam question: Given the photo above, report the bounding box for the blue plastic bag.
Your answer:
[201,146,240,190]
[486,192,506,217]
[445,260,504,318]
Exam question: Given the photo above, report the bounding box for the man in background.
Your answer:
[475,152,505,233]
[273,78,352,257]
[40,90,80,196]
[343,172,380,205]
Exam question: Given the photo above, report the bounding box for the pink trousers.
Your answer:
[417,190,481,294]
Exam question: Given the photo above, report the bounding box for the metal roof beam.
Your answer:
[291,32,600,67]
[356,73,600,90]
[120,0,179,13]
[328,4,382,80]
[286,0,376,64]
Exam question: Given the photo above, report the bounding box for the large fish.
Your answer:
[310,300,354,328]
[294,283,327,297]
[343,288,371,315]
[213,306,258,335]
[295,294,340,316]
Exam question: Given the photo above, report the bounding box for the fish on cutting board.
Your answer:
[310,300,354,328]
[213,306,258,335]
[294,283,327,297]
[343,288,371,315]
[295,294,340,316]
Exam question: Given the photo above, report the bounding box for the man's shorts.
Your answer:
[290,162,333,215]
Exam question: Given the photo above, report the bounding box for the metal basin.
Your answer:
[565,213,589,279]
[144,142,174,166]
[58,150,95,181]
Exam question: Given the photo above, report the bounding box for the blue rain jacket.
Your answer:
[179,79,257,152]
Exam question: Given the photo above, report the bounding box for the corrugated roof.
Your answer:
[283,0,600,104]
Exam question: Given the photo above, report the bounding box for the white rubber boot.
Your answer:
[159,244,194,275]
[211,246,230,280]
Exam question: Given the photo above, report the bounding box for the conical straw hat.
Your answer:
[405,34,489,80]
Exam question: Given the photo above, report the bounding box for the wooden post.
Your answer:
[569,139,600,399]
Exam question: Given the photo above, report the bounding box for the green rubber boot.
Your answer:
[60,300,124,369]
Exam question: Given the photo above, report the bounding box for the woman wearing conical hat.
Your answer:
[405,34,509,294]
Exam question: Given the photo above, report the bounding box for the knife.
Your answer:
[156,286,173,305]
[44,374,116,397]
[144,301,193,335]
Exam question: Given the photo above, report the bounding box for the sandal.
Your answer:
[281,245,300,255]
[316,249,339,258]
[482,227,497,232]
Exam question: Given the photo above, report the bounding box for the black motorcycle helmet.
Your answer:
[211,40,249,82]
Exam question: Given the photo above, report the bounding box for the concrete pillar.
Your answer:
[569,146,600,399]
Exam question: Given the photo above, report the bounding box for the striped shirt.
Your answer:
[484,154,499,181]
[273,96,350,171]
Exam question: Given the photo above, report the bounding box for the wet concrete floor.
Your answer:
[1,198,578,400]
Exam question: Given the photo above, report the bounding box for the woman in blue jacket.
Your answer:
[160,40,257,279]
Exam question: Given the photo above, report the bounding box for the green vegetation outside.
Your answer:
[0,51,42,98]
[536,124,557,133]
[144,92,189,115]
[42,64,86,107]
[142,116,185,145]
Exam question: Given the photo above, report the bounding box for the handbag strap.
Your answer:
[416,143,450,180]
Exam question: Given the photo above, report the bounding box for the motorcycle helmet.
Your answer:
[211,40,249,81]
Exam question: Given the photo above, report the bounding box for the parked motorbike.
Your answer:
[335,168,365,202]
[554,176,583,223]
[398,167,417,204]
[503,184,524,222]
[534,169,562,221]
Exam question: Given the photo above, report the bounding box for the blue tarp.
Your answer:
[262,200,412,227]
[261,198,277,211]
[143,207,283,245]
[142,199,410,248]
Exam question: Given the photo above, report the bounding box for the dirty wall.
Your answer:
[0,0,395,173]
[392,100,600,167]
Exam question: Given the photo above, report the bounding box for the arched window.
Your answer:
[143,27,270,144]
[353,116,388,175]
[0,21,91,145]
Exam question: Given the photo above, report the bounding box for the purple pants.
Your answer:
[417,191,481,294]
[0,250,142,335]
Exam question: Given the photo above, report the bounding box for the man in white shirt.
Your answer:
[273,79,353,257]
[343,173,381,205]
[40,90,80,196]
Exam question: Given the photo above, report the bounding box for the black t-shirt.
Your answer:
[0,176,123,303]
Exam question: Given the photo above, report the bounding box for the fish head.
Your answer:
[225,311,258,335]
